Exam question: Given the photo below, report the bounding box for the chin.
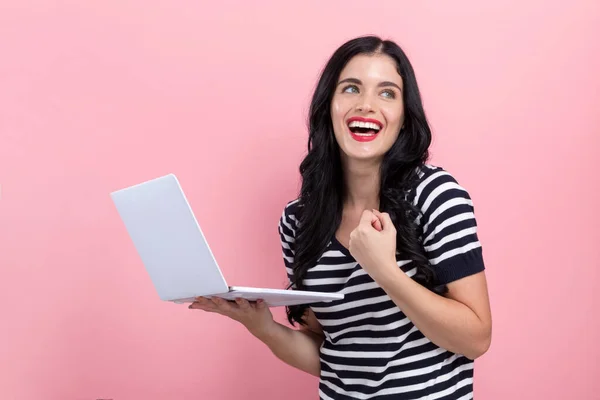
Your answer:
[338,136,389,163]
[340,145,386,163]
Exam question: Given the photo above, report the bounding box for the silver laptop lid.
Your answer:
[110,174,229,301]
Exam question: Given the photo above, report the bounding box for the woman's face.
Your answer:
[330,53,405,163]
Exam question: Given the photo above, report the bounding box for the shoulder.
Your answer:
[278,198,300,240]
[409,164,480,242]
[278,199,300,263]
[411,164,485,283]
[279,198,300,226]
[410,163,476,217]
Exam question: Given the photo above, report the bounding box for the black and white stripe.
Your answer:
[278,164,485,399]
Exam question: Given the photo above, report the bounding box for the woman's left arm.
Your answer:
[349,172,492,360]
[377,263,491,360]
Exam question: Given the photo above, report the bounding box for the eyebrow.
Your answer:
[337,77,402,92]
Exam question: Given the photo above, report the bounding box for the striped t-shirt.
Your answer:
[278,164,485,399]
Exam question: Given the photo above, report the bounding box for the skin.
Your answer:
[189,53,492,375]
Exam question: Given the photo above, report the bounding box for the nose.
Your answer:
[356,104,371,112]
[355,96,374,113]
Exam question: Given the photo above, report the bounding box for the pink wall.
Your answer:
[1,1,599,399]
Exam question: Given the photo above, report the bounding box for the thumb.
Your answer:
[371,213,383,232]
[372,210,394,231]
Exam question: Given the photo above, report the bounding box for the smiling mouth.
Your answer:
[349,121,381,135]
[347,117,382,142]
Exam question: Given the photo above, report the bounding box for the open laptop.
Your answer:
[109,173,344,307]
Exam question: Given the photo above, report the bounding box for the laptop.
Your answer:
[109,173,344,307]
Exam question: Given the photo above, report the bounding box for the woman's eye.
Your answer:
[381,90,396,99]
[343,85,359,94]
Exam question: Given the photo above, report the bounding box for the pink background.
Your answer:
[1,1,599,399]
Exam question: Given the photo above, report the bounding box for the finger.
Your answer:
[359,209,375,227]
[189,300,216,311]
[211,296,235,313]
[255,299,266,309]
[235,298,251,310]
[372,210,394,231]
[189,296,209,308]
[371,214,383,231]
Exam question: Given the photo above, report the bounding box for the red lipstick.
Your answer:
[346,116,383,142]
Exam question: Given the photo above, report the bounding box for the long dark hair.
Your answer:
[286,35,448,326]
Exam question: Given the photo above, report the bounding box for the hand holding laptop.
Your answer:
[189,296,274,336]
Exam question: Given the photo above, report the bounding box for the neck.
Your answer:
[342,157,382,212]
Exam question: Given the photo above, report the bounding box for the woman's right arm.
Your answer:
[251,315,323,376]
[251,308,323,377]
[190,296,323,377]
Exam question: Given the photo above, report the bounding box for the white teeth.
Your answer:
[348,121,381,131]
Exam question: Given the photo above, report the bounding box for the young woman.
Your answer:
[189,35,492,399]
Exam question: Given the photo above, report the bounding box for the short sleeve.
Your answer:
[413,167,485,284]
[278,200,299,288]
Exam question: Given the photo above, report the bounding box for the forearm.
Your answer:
[250,321,322,376]
[377,267,491,359]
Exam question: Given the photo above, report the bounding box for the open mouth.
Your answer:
[347,117,383,142]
